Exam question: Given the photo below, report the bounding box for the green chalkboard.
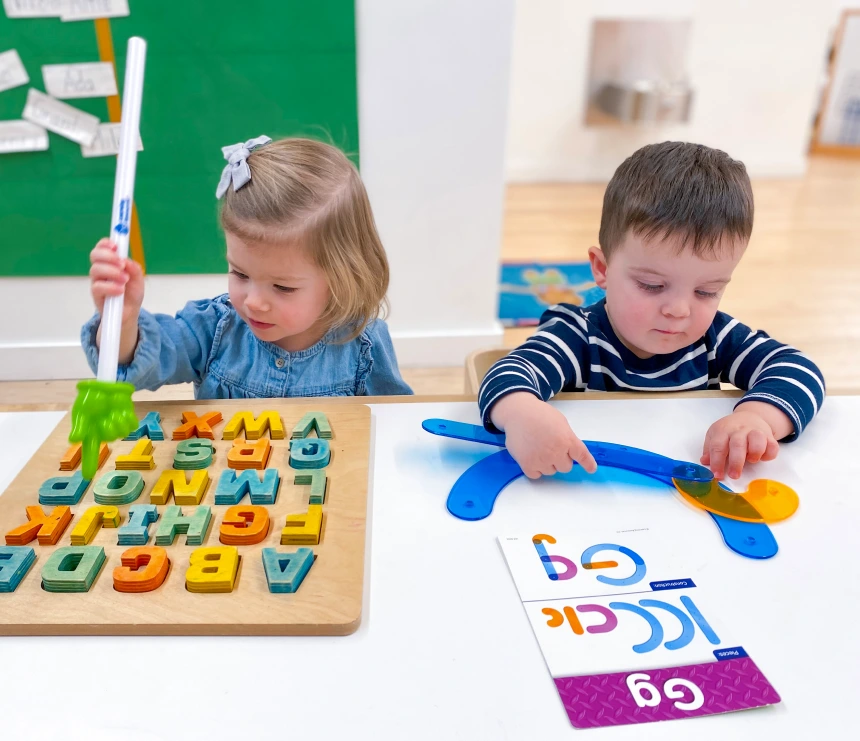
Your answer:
[0,1,358,276]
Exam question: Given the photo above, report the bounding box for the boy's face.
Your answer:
[588,231,746,358]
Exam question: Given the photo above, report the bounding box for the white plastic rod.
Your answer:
[97,36,147,383]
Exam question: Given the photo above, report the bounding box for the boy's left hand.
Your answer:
[701,409,780,480]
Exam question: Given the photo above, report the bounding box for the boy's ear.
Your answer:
[588,246,609,289]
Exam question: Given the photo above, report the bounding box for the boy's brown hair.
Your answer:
[598,141,754,260]
[220,137,389,341]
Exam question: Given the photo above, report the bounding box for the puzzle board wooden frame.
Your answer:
[0,401,370,636]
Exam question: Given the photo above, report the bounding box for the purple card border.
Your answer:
[554,657,781,729]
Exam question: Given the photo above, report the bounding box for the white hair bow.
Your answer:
[215,135,272,199]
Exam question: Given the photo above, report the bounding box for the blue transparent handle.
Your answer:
[707,513,778,559]
[446,449,522,521]
[422,418,712,482]
[422,419,506,446]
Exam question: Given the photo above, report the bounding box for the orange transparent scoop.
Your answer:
[672,478,799,523]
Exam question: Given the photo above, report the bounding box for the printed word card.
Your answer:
[498,528,780,729]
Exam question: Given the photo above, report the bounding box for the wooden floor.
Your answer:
[2,154,858,408]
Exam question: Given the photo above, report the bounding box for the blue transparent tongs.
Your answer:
[422,419,777,560]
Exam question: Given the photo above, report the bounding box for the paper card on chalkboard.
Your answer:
[61,0,129,21]
[0,49,30,93]
[42,62,117,99]
[2,0,66,18]
[81,122,142,158]
[22,88,99,146]
[0,120,48,154]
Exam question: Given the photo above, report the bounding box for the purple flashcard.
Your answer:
[555,657,780,729]
[498,528,782,730]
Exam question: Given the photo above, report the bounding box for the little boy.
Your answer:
[480,142,825,481]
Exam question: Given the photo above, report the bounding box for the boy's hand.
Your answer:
[701,405,788,479]
[489,392,598,479]
[89,238,144,323]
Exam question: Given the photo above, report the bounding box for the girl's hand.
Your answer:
[89,238,144,323]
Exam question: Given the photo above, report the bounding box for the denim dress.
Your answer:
[81,294,413,398]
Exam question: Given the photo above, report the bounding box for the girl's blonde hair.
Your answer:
[219,137,389,341]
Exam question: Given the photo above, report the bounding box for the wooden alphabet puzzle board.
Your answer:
[0,401,370,635]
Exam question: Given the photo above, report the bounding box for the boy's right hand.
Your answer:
[489,392,598,479]
[89,238,144,323]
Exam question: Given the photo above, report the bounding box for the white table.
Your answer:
[0,396,858,741]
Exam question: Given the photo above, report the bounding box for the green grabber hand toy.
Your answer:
[70,37,147,480]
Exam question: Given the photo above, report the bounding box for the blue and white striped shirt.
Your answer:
[479,299,825,441]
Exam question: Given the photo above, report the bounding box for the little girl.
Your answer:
[82,136,413,398]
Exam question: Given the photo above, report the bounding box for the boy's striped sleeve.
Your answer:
[713,315,825,440]
[478,306,590,430]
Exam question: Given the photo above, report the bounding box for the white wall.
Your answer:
[505,0,838,182]
[357,0,513,364]
[0,0,514,380]
[0,276,229,381]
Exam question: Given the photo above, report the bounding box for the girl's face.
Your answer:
[225,231,331,352]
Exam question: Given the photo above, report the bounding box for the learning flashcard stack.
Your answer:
[499,528,781,729]
[0,402,370,635]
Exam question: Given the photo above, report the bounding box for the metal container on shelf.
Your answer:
[594,80,693,123]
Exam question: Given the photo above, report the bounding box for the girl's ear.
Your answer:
[588,246,609,289]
